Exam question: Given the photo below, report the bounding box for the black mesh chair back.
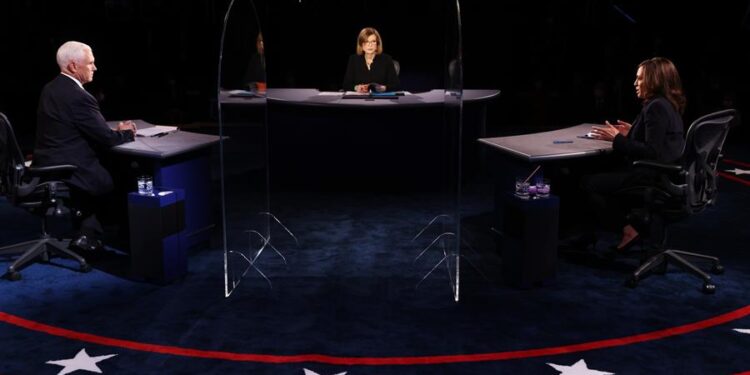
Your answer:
[625,109,736,293]
[0,113,26,203]
[0,112,90,280]
[681,109,734,212]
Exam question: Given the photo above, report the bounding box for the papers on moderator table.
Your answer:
[227,89,265,98]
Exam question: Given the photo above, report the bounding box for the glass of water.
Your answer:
[536,178,551,198]
[515,177,530,198]
[137,175,154,195]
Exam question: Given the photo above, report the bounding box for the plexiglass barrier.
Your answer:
[219,0,474,301]
[218,0,278,297]
[411,0,466,301]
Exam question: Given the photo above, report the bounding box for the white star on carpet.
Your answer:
[734,328,750,334]
[46,348,117,375]
[547,359,614,375]
[725,168,750,175]
[303,369,347,375]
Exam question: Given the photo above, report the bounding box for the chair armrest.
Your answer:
[15,164,77,199]
[632,160,683,173]
[26,164,77,178]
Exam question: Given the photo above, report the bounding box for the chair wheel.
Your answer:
[80,263,92,273]
[626,276,638,288]
[702,283,716,294]
[711,264,724,275]
[6,271,21,281]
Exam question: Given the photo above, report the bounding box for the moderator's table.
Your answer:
[219,88,499,108]
[220,88,500,189]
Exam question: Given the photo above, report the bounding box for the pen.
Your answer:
[553,140,573,144]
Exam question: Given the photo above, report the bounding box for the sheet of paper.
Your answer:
[136,125,178,137]
[228,89,260,97]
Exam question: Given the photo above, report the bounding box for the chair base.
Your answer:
[626,249,723,294]
[0,236,91,281]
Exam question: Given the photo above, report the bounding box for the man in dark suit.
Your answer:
[34,41,137,251]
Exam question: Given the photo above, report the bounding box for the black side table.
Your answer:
[495,192,559,288]
[128,189,187,283]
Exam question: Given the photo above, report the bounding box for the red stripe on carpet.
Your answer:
[719,172,750,187]
[723,159,750,169]
[2,305,750,365]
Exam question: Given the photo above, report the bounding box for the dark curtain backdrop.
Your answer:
[0,0,748,151]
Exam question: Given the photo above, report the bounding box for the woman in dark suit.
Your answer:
[243,32,266,91]
[584,57,686,251]
[342,27,400,93]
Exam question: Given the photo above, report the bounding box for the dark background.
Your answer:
[1,0,748,150]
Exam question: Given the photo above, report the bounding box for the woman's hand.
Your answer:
[590,124,619,141]
[607,120,632,137]
[355,84,369,93]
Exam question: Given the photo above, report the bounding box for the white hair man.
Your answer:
[34,41,137,251]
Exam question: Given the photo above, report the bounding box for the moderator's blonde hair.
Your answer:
[355,27,383,55]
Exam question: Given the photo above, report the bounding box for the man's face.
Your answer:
[72,49,97,84]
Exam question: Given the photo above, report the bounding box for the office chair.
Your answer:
[618,109,736,293]
[0,112,91,281]
[392,59,400,76]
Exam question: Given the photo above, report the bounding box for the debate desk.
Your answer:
[220,89,499,190]
[108,120,221,250]
[479,123,614,238]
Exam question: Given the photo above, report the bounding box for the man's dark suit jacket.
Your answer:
[342,53,401,92]
[34,74,134,196]
[613,95,685,164]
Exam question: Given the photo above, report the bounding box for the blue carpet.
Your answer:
[2,154,750,374]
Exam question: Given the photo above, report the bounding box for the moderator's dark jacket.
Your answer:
[342,53,400,91]
[34,74,134,195]
[613,95,684,164]
[243,53,266,87]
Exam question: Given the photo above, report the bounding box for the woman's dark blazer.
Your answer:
[342,53,400,91]
[613,95,685,164]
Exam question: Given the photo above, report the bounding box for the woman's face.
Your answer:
[361,34,378,55]
[256,37,264,55]
[634,66,646,99]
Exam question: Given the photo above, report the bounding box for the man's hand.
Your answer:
[116,120,137,135]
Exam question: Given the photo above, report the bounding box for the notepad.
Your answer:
[342,91,404,99]
[371,91,403,97]
[136,125,178,137]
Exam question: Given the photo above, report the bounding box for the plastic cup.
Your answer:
[137,175,153,195]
